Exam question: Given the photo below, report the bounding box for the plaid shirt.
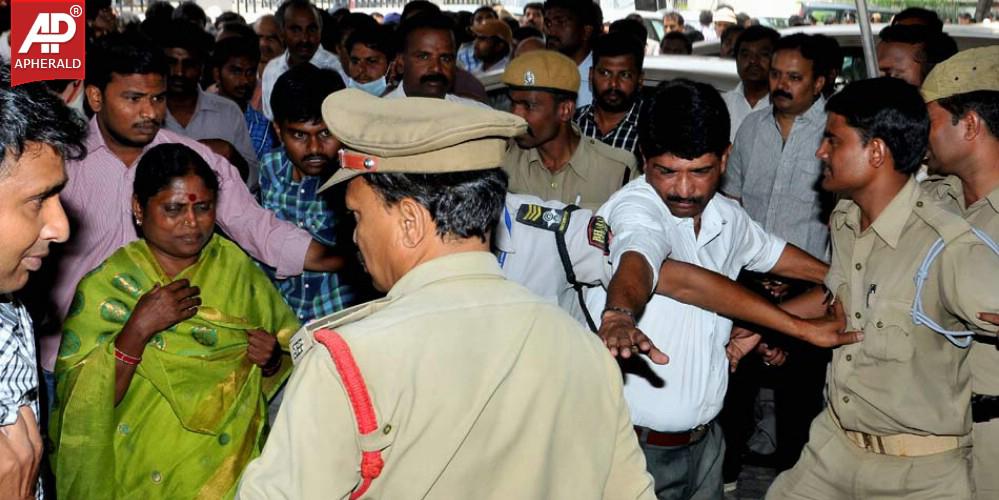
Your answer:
[573,98,643,156]
[457,42,482,72]
[0,298,42,498]
[245,105,277,159]
[259,149,354,322]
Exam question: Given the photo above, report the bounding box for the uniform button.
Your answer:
[151,470,162,483]
[845,354,852,361]
[550,182,557,189]
[916,201,924,207]
[842,395,850,403]
[382,424,392,435]
[855,263,862,270]
[876,321,884,328]
[855,312,862,319]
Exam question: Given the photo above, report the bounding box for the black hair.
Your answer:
[333,13,379,48]
[214,11,246,29]
[640,79,729,160]
[86,32,169,91]
[172,1,208,29]
[663,11,685,26]
[474,6,498,18]
[593,31,645,70]
[699,10,712,25]
[144,1,175,24]
[363,168,508,243]
[660,31,692,54]
[133,143,219,208]
[270,63,345,125]
[219,22,258,40]
[85,0,111,21]
[878,25,958,78]
[893,7,944,32]
[734,25,779,56]
[937,91,999,140]
[524,3,544,13]
[774,33,833,83]
[543,0,602,37]
[514,26,543,42]
[345,25,397,61]
[401,0,441,21]
[608,18,648,46]
[813,34,842,96]
[156,18,214,61]
[721,25,744,44]
[275,0,323,31]
[397,13,456,53]
[211,36,261,69]
[825,77,929,175]
[0,66,87,174]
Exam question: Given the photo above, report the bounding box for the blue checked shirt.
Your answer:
[259,149,354,322]
[245,105,277,159]
[457,42,482,73]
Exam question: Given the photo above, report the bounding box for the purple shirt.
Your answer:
[40,117,311,370]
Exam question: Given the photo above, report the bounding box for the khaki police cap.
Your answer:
[501,50,580,94]
[922,46,999,103]
[318,88,527,191]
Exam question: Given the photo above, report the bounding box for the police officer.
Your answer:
[767,77,999,499]
[501,50,637,209]
[236,89,655,500]
[920,46,999,499]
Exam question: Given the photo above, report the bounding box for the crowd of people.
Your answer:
[0,0,997,499]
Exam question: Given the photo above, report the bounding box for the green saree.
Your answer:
[51,235,300,500]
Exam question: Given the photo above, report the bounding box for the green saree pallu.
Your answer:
[51,235,301,499]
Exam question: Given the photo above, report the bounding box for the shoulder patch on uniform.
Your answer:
[587,215,612,254]
[516,204,570,232]
[289,326,316,365]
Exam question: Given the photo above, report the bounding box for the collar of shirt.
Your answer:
[278,45,342,73]
[387,251,504,299]
[165,88,225,129]
[771,94,826,128]
[938,174,999,216]
[648,179,728,247]
[576,97,641,137]
[525,124,589,180]
[834,177,919,248]
[731,82,769,111]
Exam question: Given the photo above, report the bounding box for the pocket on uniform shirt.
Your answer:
[861,299,915,362]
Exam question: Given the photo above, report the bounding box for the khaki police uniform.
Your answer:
[767,179,999,500]
[499,50,637,209]
[236,89,655,500]
[921,47,999,499]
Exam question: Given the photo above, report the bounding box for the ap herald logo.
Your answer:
[10,0,85,86]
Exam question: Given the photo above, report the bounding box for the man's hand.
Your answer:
[794,301,863,348]
[757,342,787,367]
[0,406,42,499]
[726,326,761,372]
[598,311,669,365]
[979,312,999,326]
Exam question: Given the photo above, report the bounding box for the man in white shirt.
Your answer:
[383,13,489,110]
[261,0,346,120]
[587,79,858,499]
[721,26,779,142]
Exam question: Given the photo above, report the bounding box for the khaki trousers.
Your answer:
[766,410,971,500]
[973,418,999,499]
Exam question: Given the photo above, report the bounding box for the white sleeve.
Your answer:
[565,207,606,286]
[604,189,671,289]
[734,207,787,273]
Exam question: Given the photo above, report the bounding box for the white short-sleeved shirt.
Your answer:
[495,194,606,325]
[586,177,786,432]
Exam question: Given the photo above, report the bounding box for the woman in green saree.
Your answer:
[51,143,300,499]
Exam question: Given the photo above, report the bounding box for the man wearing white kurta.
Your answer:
[587,80,840,500]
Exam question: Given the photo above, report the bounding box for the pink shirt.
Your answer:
[40,117,311,370]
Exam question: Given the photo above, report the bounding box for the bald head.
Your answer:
[254,14,284,65]
[514,37,545,58]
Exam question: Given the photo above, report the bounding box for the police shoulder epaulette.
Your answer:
[516,203,571,232]
[289,298,389,365]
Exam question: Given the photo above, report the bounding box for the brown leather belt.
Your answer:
[634,424,710,447]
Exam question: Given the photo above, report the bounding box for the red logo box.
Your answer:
[10,0,85,86]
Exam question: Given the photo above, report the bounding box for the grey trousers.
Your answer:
[639,421,725,500]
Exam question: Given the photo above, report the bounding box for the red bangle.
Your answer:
[114,347,142,365]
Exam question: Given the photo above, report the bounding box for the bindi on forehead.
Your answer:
[188,193,197,202]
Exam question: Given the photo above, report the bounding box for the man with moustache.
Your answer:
[158,20,259,188]
[212,36,278,160]
[457,6,499,73]
[520,2,544,31]
[384,13,488,109]
[543,0,601,108]
[260,64,356,322]
[574,32,645,159]
[261,0,346,120]
[468,19,513,75]
[722,33,835,472]
[586,79,844,500]
[251,14,284,110]
[0,65,85,499]
[767,77,999,500]
[721,25,779,142]
[876,24,957,87]
[501,50,637,209]
[35,33,347,407]
[919,47,999,500]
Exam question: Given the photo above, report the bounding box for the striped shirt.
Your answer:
[0,297,44,498]
[259,149,355,322]
[573,98,643,157]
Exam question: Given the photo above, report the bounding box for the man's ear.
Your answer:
[557,98,576,123]
[963,110,985,141]
[397,197,432,248]
[867,137,889,169]
[131,195,144,225]
[718,144,733,176]
[813,74,827,98]
[85,84,103,113]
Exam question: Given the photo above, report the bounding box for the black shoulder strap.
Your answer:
[553,205,598,332]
